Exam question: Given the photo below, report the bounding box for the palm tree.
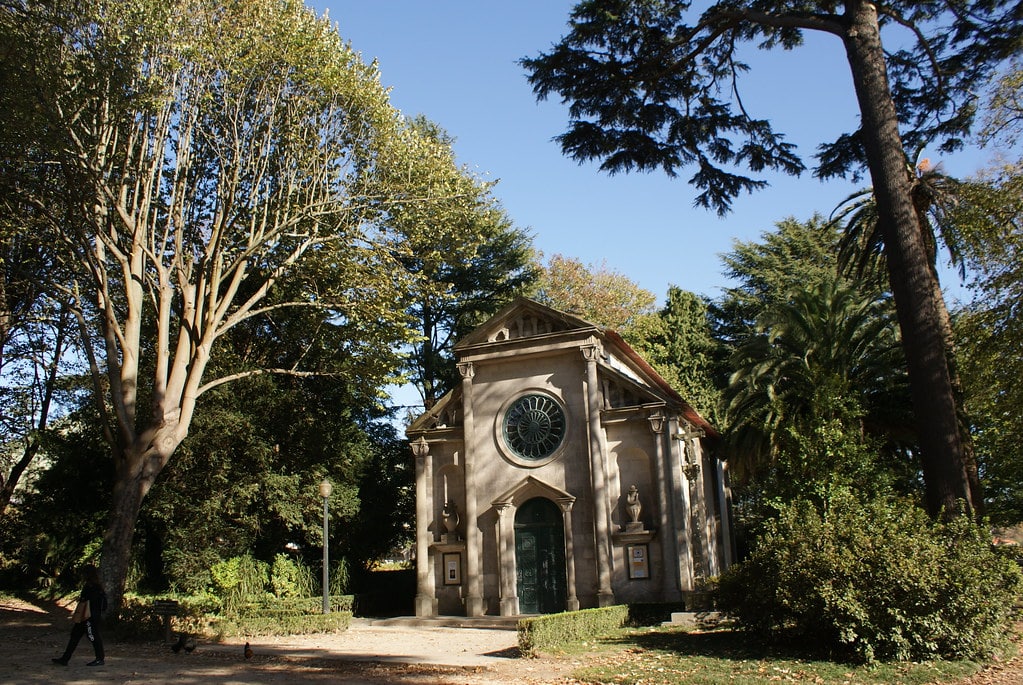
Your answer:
[723,277,912,487]
[830,161,983,512]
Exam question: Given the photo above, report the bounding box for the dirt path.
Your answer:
[1,596,1020,684]
[0,596,574,684]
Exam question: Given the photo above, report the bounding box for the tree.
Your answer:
[723,277,912,487]
[6,0,458,607]
[523,0,1023,516]
[629,286,720,421]
[980,58,1023,148]
[0,5,79,516]
[392,117,538,409]
[954,165,1023,523]
[831,163,984,511]
[714,216,852,346]
[529,253,657,335]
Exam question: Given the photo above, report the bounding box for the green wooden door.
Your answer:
[515,498,567,614]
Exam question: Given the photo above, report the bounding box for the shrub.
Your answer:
[718,488,1023,662]
[518,605,630,656]
[210,555,269,614]
[112,592,222,640]
[219,594,355,636]
[271,554,315,598]
[215,610,352,637]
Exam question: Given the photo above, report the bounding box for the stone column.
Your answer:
[670,420,695,592]
[457,361,485,616]
[496,503,518,616]
[715,459,735,571]
[582,344,614,606]
[557,497,580,611]
[648,413,682,602]
[676,422,706,588]
[411,437,437,617]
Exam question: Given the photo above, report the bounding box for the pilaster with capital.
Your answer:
[648,413,683,601]
[457,361,485,616]
[496,503,518,616]
[411,437,437,616]
[582,344,614,606]
[557,497,580,611]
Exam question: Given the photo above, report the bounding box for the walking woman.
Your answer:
[52,564,107,666]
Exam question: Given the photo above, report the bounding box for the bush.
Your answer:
[518,605,630,656]
[215,609,353,637]
[235,594,355,617]
[210,555,270,614]
[718,488,1023,662]
[112,593,356,639]
[271,554,315,598]
[113,592,222,640]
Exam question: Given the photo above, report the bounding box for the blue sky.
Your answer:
[314,1,994,303]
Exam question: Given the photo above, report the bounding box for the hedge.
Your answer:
[518,605,630,656]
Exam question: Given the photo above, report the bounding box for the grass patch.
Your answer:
[568,625,992,685]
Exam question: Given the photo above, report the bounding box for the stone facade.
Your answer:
[406,298,733,617]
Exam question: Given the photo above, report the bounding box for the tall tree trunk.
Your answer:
[842,1,971,516]
[100,427,182,611]
[922,246,984,514]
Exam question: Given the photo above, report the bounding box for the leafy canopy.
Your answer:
[523,1,1023,213]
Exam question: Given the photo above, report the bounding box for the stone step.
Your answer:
[661,611,724,629]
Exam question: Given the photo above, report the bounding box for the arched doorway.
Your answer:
[515,497,567,614]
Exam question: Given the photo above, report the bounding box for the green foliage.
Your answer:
[517,605,630,656]
[0,413,110,593]
[112,593,223,640]
[570,625,984,685]
[329,556,350,596]
[529,254,657,336]
[724,277,908,474]
[210,555,270,614]
[628,287,721,422]
[239,595,356,616]
[715,216,850,344]
[718,489,1023,663]
[394,117,538,408]
[523,2,1020,211]
[271,554,314,599]
[215,610,352,637]
[218,594,354,636]
[954,165,1023,523]
[111,592,354,639]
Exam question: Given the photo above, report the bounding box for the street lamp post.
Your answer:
[319,478,333,614]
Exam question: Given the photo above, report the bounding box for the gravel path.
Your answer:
[2,596,1020,684]
[0,596,573,684]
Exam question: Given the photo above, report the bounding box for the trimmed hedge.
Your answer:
[518,605,630,656]
[113,593,221,639]
[218,594,355,636]
[234,594,355,618]
[112,593,355,640]
[215,609,352,636]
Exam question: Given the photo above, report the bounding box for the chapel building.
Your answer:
[406,298,733,617]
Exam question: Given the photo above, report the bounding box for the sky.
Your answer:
[313,1,998,306]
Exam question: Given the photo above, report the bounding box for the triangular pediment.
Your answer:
[455,297,600,350]
[406,387,462,433]
[492,475,575,509]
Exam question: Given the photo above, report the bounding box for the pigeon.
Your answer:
[244,642,253,659]
[171,634,187,654]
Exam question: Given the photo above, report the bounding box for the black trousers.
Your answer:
[60,618,104,661]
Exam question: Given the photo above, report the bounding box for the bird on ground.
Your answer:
[171,634,187,654]
[184,639,197,653]
[244,642,253,660]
